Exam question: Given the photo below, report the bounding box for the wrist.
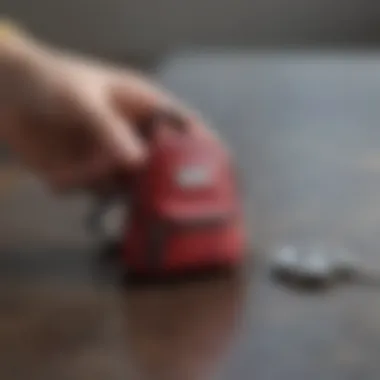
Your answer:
[0,19,34,69]
[0,21,32,101]
[0,20,56,109]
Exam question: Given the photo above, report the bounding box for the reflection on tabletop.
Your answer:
[0,268,249,380]
[122,270,248,380]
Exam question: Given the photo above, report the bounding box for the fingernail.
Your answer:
[120,143,147,167]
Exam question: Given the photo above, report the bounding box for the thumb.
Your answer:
[77,94,147,167]
[47,95,147,191]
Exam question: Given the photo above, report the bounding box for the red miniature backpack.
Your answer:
[122,111,247,275]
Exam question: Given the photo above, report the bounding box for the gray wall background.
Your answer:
[1,0,380,64]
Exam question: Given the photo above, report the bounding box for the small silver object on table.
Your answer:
[270,245,358,290]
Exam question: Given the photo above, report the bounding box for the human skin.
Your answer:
[0,26,211,193]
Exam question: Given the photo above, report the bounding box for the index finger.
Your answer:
[72,91,147,167]
[111,71,212,136]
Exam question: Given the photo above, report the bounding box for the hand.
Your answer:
[0,28,207,193]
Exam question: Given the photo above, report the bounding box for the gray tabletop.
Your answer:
[1,51,380,379]
[156,51,380,380]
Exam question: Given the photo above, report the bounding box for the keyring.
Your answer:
[270,245,357,289]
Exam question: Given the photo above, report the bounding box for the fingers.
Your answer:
[1,99,139,191]
[67,86,148,163]
[88,102,145,164]
[111,73,210,135]
[47,104,146,190]
[47,149,113,193]
[1,50,220,193]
